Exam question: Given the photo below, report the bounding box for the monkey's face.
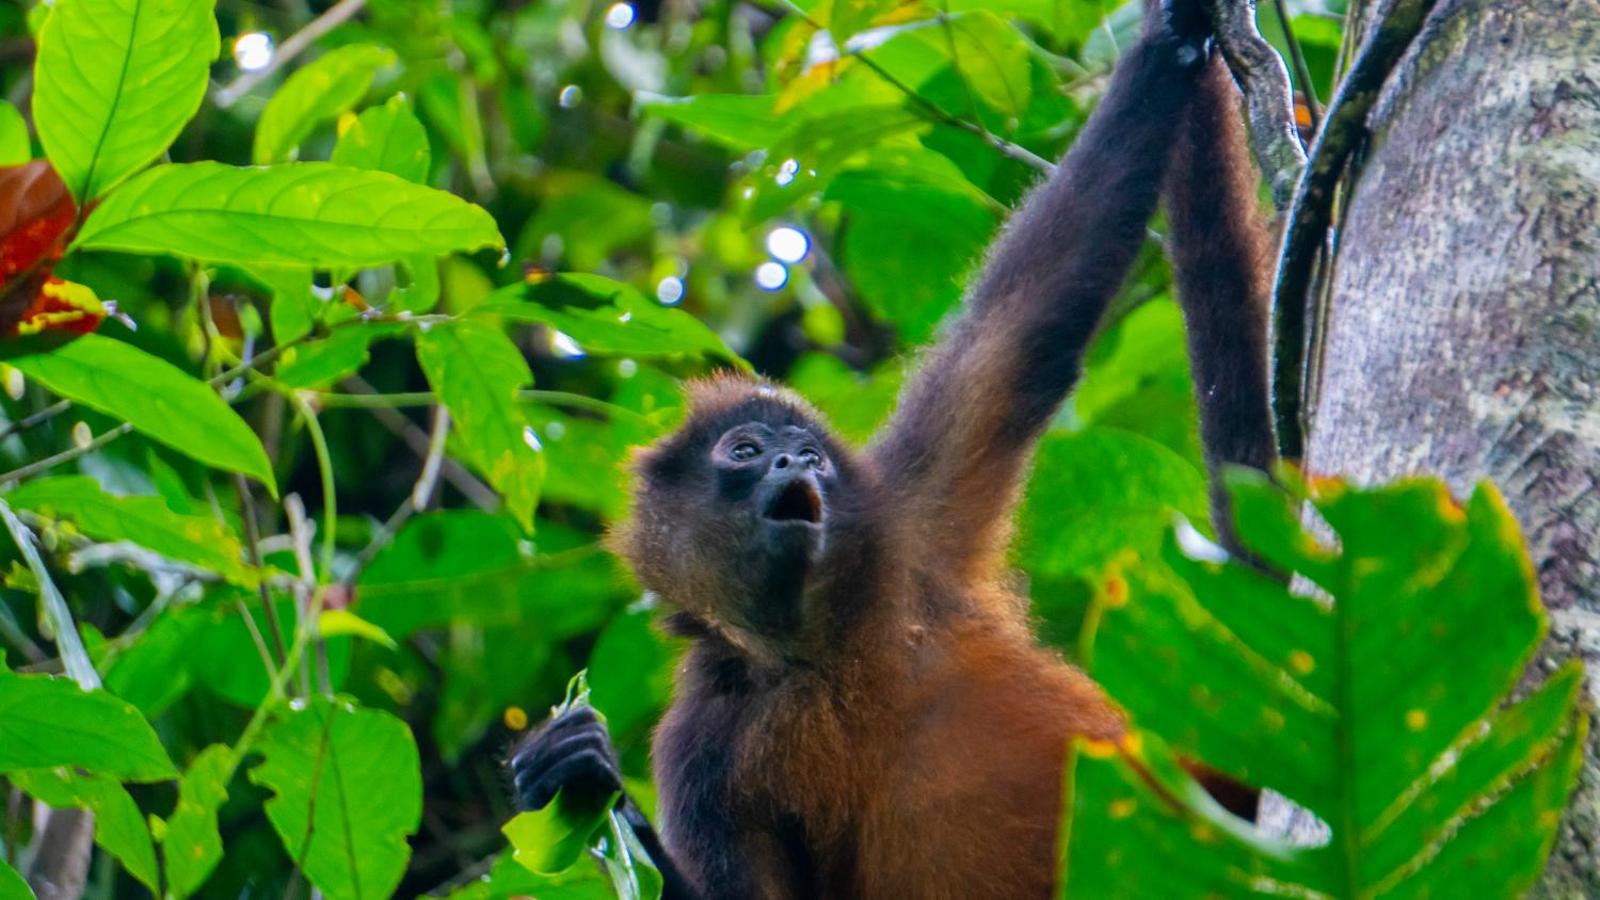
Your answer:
[616,392,860,648]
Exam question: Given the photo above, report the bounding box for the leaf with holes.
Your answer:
[0,333,275,491]
[254,45,397,164]
[72,162,504,268]
[250,698,421,900]
[160,744,232,899]
[32,0,218,201]
[1061,473,1586,897]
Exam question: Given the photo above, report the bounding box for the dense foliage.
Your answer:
[0,0,1579,897]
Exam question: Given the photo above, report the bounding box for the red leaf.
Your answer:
[0,161,77,337]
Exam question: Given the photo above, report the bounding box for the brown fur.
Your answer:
[520,4,1275,896]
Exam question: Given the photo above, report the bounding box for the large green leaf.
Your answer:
[32,0,218,201]
[330,94,432,183]
[250,698,421,900]
[5,475,259,587]
[254,45,397,164]
[0,333,275,491]
[0,669,176,781]
[71,162,504,267]
[476,274,744,367]
[1063,474,1585,897]
[415,320,544,532]
[160,744,233,899]
[11,768,159,892]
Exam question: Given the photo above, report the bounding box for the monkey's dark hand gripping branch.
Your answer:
[509,707,699,899]
[868,0,1213,571]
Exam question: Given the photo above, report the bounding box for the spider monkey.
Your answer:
[508,0,1275,895]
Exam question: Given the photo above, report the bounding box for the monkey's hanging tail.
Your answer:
[1164,54,1279,557]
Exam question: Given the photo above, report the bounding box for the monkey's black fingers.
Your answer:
[513,726,618,784]
[515,748,625,812]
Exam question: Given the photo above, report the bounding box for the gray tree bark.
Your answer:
[1302,0,1600,893]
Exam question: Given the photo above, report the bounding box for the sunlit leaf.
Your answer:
[1064,474,1584,896]
[331,94,431,183]
[0,333,276,491]
[273,322,406,388]
[33,0,218,201]
[250,697,421,900]
[416,320,544,532]
[255,45,396,164]
[72,162,505,268]
[0,669,176,781]
[5,475,260,587]
[318,609,398,650]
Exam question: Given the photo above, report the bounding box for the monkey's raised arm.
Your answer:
[1164,56,1277,556]
[868,4,1208,570]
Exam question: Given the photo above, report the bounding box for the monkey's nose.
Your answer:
[773,454,792,469]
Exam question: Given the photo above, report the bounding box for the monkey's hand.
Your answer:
[1143,0,1213,68]
[508,706,624,812]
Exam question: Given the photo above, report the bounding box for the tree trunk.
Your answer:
[1303,0,1600,893]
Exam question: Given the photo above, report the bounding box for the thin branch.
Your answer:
[235,472,288,666]
[344,405,450,585]
[0,422,132,486]
[1272,0,1322,131]
[1269,0,1441,459]
[1207,0,1308,210]
[213,0,369,109]
[772,0,1053,172]
[340,377,502,510]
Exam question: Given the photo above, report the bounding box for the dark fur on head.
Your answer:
[610,374,884,665]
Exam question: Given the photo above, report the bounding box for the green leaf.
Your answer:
[330,94,431,183]
[825,148,997,344]
[0,100,28,165]
[274,322,406,388]
[587,606,679,741]
[250,697,422,900]
[0,333,275,492]
[477,274,745,367]
[1065,475,1584,896]
[0,670,176,780]
[636,93,780,151]
[32,0,218,201]
[259,266,318,344]
[503,793,614,877]
[415,321,544,532]
[161,744,232,899]
[255,45,398,165]
[318,609,398,650]
[11,768,159,892]
[1017,427,1208,580]
[5,475,259,587]
[72,161,505,268]
[0,858,31,900]
[446,852,613,900]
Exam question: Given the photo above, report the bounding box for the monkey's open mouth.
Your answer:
[764,479,823,524]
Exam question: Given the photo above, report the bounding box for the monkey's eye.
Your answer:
[797,448,823,468]
[729,441,761,461]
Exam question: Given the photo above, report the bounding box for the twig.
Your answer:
[1268,0,1441,459]
[1272,0,1322,131]
[1207,0,1308,210]
[340,377,501,510]
[283,493,318,699]
[344,406,450,585]
[772,0,1053,172]
[213,0,369,109]
[0,422,131,486]
[235,472,288,666]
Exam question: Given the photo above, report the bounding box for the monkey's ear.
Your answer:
[635,441,693,485]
